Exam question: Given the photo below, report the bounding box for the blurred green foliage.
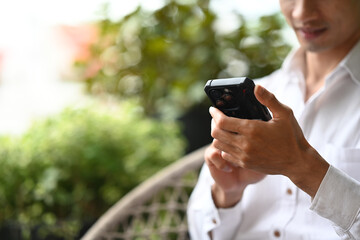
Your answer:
[0,0,292,238]
[74,0,291,118]
[0,100,185,239]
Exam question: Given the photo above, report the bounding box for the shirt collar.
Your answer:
[339,39,360,86]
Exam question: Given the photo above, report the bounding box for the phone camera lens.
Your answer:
[223,94,233,102]
[216,99,225,107]
[210,90,222,99]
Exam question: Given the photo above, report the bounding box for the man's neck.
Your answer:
[304,49,349,101]
[303,35,360,101]
[306,50,347,80]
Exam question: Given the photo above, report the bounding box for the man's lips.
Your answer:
[296,27,327,40]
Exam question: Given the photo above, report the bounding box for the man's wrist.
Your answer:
[211,183,246,208]
[289,147,330,198]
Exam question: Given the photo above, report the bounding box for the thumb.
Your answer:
[254,85,287,118]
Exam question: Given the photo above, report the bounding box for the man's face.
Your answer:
[279,0,360,53]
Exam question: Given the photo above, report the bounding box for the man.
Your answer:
[187,0,360,239]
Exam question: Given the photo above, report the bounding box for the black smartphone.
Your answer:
[204,77,272,121]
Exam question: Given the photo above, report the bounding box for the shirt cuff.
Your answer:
[190,182,243,238]
[310,165,360,230]
[188,164,244,239]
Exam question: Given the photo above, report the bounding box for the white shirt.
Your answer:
[187,40,360,240]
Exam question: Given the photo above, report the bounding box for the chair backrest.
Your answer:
[81,145,206,240]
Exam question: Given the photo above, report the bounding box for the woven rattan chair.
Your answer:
[81,145,206,240]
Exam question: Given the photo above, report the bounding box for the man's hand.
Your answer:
[205,143,266,208]
[210,85,329,198]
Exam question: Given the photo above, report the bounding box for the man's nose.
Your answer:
[292,0,318,22]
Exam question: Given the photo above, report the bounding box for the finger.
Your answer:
[211,120,243,146]
[211,118,215,133]
[212,139,242,161]
[254,85,290,119]
[220,151,250,169]
[212,137,259,171]
[205,143,233,173]
[209,107,252,134]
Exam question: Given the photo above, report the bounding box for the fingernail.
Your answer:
[222,165,233,173]
[209,106,215,114]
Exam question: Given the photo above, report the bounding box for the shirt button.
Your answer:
[274,230,281,238]
[212,218,217,224]
[286,188,293,195]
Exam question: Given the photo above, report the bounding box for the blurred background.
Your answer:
[0,0,295,239]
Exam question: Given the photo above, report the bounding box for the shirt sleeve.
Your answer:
[187,163,243,240]
[310,165,360,239]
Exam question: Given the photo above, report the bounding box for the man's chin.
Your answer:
[298,40,330,53]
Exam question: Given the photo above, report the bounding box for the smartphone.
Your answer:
[204,77,272,121]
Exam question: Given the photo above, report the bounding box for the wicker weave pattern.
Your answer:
[82,146,206,240]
